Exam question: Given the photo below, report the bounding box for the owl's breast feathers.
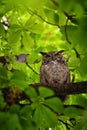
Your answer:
[40,60,70,88]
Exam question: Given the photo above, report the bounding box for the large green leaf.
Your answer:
[10,70,28,89]
[44,8,59,24]
[74,16,87,50]
[63,106,83,117]
[0,112,22,130]
[20,105,38,130]
[78,55,87,77]
[74,95,87,108]
[22,0,45,10]
[0,67,10,88]
[0,91,6,110]
[23,32,34,49]
[33,104,44,127]
[60,25,78,44]
[8,24,22,44]
[45,97,64,113]
[0,23,5,37]
[7,114,22,130]
[33,104,58,128]
[25,87,38,101]
[39,87,54,98]
[74,110,87,130]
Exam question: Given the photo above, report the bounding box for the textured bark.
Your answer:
[29,81,87,96]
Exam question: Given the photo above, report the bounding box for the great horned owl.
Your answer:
[40,50,70,99]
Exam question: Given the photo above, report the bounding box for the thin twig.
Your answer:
[26,62,39,75]
[65,18,71,44]
[27,8,60,28]
[58,119,72,130]
[73,48,81,59]
[51,0,59,7]
[64,18,81,59]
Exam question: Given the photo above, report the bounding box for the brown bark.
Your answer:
[29,81,87,96]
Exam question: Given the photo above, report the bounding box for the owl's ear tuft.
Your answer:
[40,52,47,56]
[55,50,65,55]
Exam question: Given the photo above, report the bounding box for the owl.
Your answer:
[40,50,70,100]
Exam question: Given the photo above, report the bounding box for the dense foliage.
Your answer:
[0,0,87,130]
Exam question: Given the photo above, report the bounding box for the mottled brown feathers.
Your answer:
[40,51,70,100]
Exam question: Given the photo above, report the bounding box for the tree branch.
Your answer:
[29,81,87,96]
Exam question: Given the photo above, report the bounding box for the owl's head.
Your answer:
[40,50,66,64]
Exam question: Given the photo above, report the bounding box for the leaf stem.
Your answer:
[27,8,60,28]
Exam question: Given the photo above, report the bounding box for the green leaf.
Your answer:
[0,91,6,109]
[25,87,38,101]
[0,67,10,88]
[0,67,8,78]
[4,0,23,12]
[74,16,87,50]
[39,87,54,98]
[20,105,38,130]
[42,105,58,127]
[7,114,22,130]
[9,24,22,43]
[23,0,45,10]
[74,110,87,130]
[10,70,28,89]
[78,55,87,77]
[45,97,64,113]
[75,95,87,108]
[63,106,83,117]
[25,11,44,34]
[0,23,5,37]
[60,25,78,44]
[9,104,20,113]
[23,32,34,49]
[0,112,22,130]
[54,12,59,24]
[44,8,59,24]
[20,105,32,117]
[9,30,21,44]
[27,52,41,64]
[33,104,58,128]
[33,104,44,127]
[29,23,44,34]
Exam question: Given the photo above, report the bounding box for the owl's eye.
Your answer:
[45,54,50,58]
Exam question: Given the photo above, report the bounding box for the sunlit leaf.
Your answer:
[0,23,5,37]
[63,106,83,117]
[78,55,87,77]
[45,97,64,113]
[25,87,38,101]
[39,87,54,98]
[33,104,58,128]
[8,24,22,43]
[44,8,59,24]
[10,70,28,89]
[23,32,34,49]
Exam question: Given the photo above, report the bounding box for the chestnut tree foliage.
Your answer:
[0,0,87,130]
